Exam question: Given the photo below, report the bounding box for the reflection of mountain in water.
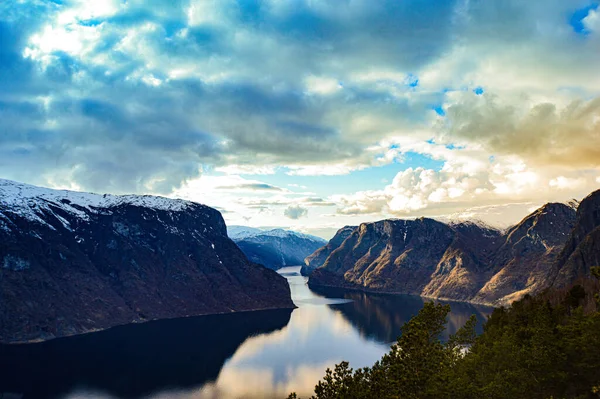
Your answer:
[311,286,492,344]
[0,309,292,399]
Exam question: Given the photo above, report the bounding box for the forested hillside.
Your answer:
[290,269,600,399]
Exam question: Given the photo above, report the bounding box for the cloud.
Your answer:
[284,205,308,220]
[440,93,600,169]
[549,176,587,190]
[238,197,334,208]
[333,142,600,227]
[1,0,599,231]
[216,183,284,191]
[0,0,460,191]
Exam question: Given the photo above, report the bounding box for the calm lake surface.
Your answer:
[0,266,492,399]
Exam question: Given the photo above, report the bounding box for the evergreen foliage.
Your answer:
[290,269,600,399]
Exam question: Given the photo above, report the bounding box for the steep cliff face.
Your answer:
[302,226,356,276]
[0,179,294,343]
[309,203,577,305]
[553,190,600,287]
[422,221,502,302]
[228,227,326,270]
[310,218,458,294]
[474,203,576,304]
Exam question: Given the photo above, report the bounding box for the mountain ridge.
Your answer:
[228,226,327,270]
[307,200,583,306]
[552,189,600,287]
[0,179,295,343]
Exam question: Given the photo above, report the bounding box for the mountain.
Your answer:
[226,226,265,240]
[474,203,576,304]
[302,225,357,276]
[553,189,600,287]
[308,203,578,306]
[0,179,294,343]
[227,226,327,270]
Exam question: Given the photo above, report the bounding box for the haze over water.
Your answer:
[0,266,491,399]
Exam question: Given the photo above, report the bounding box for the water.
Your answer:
[0,266,492,399]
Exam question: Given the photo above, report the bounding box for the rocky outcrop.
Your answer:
[553,189,600,287]
[421,221,503,302]
[0,179,294,343]
[311,219,457,293]
[228,226,326,270]
[302,225,356,276]
[309,203,578,306]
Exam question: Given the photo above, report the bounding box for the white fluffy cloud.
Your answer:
[333,141,600,226]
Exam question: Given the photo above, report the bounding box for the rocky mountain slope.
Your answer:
[473,203,576,304]
[0,179,294,343]
[308,202,579,306]
[302,225,356,276]
[553,189,600,287]
[227,226,326,270]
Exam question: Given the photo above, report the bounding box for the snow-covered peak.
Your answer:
[449,219,499,231]
[227,226,266,240]
[227,225,326,243]
[261,228,324,242]
[0,178,200,226]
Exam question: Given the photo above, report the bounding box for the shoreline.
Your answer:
[0,304,296,345]
[307,281,497,309]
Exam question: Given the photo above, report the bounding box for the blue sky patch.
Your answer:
[406,74,419,88]
[235,153,444,197]
[432,105,446,116]
[569,3,599,35]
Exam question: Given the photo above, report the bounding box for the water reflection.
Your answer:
[0,309,292,399]
[183,267,491,398]
[0,266,492,399]
[310,285,491,344]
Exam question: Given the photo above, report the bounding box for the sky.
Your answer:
[1,0,600,239]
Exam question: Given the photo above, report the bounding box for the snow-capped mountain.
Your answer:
[227,226,266,240]
[227,226,327,270]
[0,179,294,343]
[0,179,192,228]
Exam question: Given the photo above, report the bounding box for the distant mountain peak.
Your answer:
[228,226,326,270]
[227,225,325,242]
[226,225,265,240]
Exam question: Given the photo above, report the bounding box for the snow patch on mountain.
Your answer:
[228,226,327,270]
[0,179,200,228]
[227,225,325,243]
[227,226,266,240]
